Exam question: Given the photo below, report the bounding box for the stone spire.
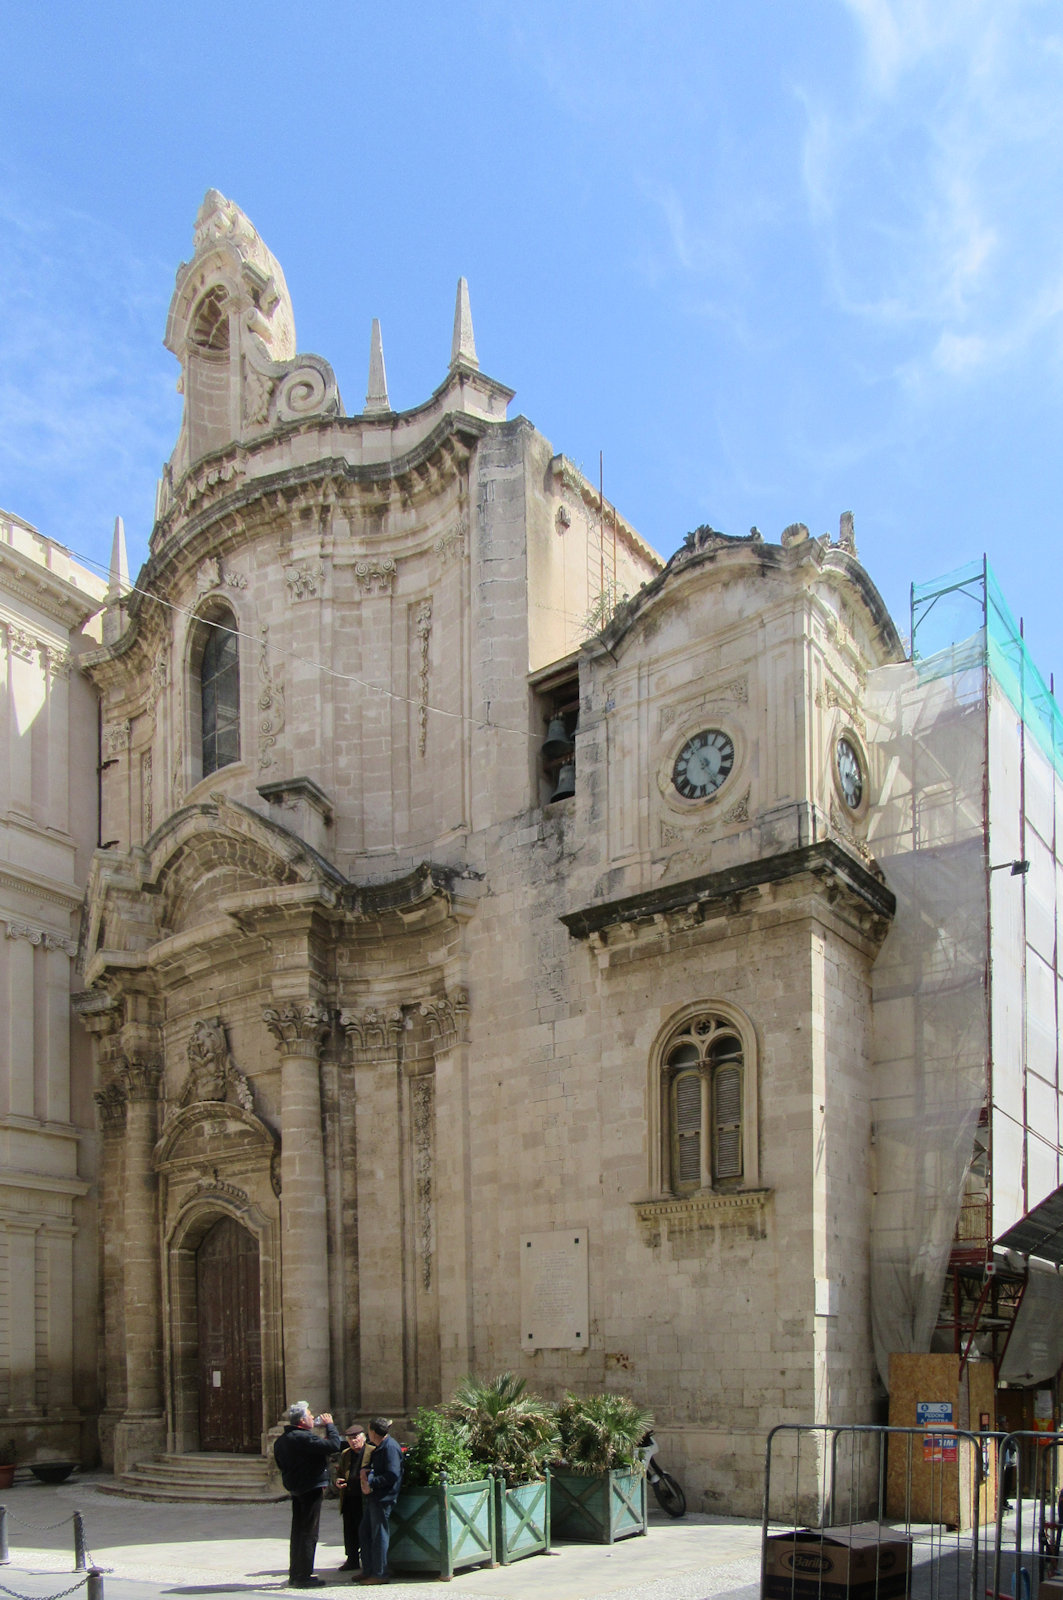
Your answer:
[449,277,479,371]
[364,318,390,414]
[103,515,130,645]
[108,515,129,603]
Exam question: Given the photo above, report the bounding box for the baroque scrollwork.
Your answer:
[434,518,467,563]
[4,921,77,955]
[177,1017,255,1112]
[94,1079,128,1134]
[263,1001,331,1053]
[284,562,324,601]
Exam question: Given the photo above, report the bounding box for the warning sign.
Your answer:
[916,1401,956,1462]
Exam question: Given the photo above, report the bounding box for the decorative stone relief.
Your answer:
[434,519,467,563]
[722,786,751,824]
[412,1075,434,1292]
[196,558,222,594]
[816,682,867,739]
[258,624,285,770]
[354,558,397,596]
[4,921,76,955]
[340,1006,403,1056]
[555,505,571,533]
[147,656,168,714]
[284,562,324,601]
[830,800,872,864]
[122,1057,163,1102]
[178,459,244,517]
[141,751,153,837]
[418,988,470,1046]
[243,359,272,426]
[102,721,131,759]
[176,1017,254,1113]
[263,1001,331,1052]
[191,1170,250,1207]
[415,598,432,757]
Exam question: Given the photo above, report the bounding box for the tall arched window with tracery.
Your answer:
[661,1011,748,1194]
[191,607,240,779]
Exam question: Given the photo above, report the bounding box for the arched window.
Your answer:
[190,286,230,353]
[661,1012,746,1194]
[192,608,240,778]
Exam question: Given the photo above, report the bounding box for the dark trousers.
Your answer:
[360,1498,392,1579]
[288,1488,323,1583]
[341,1495,363,1562]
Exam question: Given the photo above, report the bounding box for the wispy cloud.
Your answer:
[801,1,1063,383]
[0,191,179,572]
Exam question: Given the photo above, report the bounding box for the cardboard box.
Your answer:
[763,1523,913,1600]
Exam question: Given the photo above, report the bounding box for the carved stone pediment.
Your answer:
[155,1099,277,1173]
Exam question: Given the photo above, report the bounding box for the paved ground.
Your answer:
[0,1474,764,1600]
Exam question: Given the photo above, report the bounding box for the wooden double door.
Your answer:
[196,1216,263,1452]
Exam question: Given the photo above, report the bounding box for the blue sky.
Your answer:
[2,1,1062,676]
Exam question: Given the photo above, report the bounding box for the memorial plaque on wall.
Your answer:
[519,1230,588,1350]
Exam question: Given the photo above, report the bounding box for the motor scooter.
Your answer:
[638,1432,686,1517]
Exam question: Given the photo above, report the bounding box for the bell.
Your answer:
[549,760,576,803]
[541,716,574,763]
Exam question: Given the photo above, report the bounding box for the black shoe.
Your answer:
[338,1561,360,1572]
[289,1580,326,1588]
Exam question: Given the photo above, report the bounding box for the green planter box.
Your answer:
[550,1466,647,1543]
[493,1473,551,1565]
[389,1477,496,1579]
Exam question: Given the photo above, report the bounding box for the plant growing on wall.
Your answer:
[445,1373,558,1487]
[402,1408,478,1488]
[555,1392,653,1474]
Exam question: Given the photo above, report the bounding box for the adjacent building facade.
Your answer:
[70,192,1063,1512]
[0,512,105,1462]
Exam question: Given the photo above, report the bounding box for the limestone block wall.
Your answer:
[0,512,105,1465]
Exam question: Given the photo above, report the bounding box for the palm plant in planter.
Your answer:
[388,1408,495,1581]
[445,1373,557,1566]
[552,1392,654,1544]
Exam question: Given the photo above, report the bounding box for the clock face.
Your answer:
[836,737,863,809]
[672,729,735,800]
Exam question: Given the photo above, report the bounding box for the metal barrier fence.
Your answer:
[0,1503,105,1600]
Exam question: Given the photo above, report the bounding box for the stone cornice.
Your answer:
[0,537,105,629]
[633,1188,772,1230]
[561,839,895,943]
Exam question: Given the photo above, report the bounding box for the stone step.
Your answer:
[98,1453,286,1504]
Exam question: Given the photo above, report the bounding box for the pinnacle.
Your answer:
[449,277,478,371]
[365,318,390,414]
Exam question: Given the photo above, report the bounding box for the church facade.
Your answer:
[79,193,906,1511]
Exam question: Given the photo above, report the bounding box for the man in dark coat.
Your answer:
[273,1401,342,1587]
[358,1416,403,1584]
[335,1424,367,1572]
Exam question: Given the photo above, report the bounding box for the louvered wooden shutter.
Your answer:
[674,1071,702,1188]
[713,1064,742,1179]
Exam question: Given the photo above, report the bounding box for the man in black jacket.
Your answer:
[273,1401,342,1587]
[358,1417,403,1584]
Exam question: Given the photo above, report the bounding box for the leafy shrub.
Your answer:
[445,1372,558,1487]
[401,1407,478,1488]
[555,1392,653,1474]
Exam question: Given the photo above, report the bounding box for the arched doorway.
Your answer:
[196,1216,263,1452]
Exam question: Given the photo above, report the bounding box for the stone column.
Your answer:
[93,1078,128,1465]
[113,1056,165,1475]
[264,1001,331,1407]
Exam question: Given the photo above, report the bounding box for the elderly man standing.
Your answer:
[273,1402,342,1588]
[359,1416,403,1585]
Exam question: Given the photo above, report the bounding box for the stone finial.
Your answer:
[838,511,857,554]
[365,318,390,414]
[450,277,479,371]
[781,522,810,547]
[108,516,129,602]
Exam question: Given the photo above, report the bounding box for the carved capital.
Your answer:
[354,558,396,596]
[4,920,76,955]
[94,1079,128,1134]
[284,561,324,601]
[7,624,39,662]
[340,1005,403,1054]
[122,1057,163,1102]
[419,988,470,1045]
[263,1001,331,1054]
[102,721,131,758]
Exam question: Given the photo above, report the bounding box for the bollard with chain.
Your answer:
[86,1570,103,1600]
[73,1512,86,1572]
[0,1506,7,1566]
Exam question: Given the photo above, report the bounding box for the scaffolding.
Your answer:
[865,560,1063,1393]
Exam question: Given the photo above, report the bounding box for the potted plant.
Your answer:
[446,1373,556,1566]
[0,1440,15,1490]
[388,1408,496,1580]
[551,1392,653,1544]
